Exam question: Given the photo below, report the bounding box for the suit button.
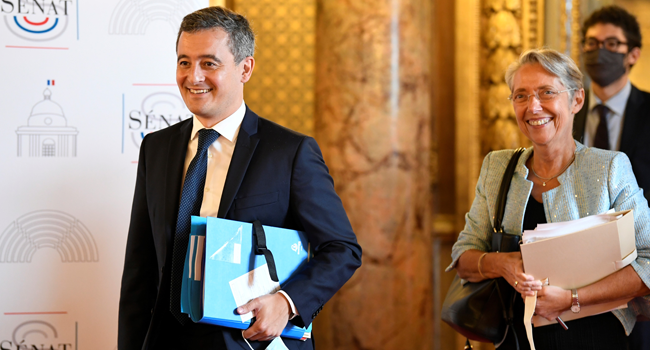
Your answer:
[151,308,154,314]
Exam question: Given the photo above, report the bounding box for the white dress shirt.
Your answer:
[583,80,631,151]
[181,100,299,318]
[181,101,246,217]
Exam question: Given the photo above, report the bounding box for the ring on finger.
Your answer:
[514,281,519,288]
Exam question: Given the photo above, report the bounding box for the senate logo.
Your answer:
[109,0,206,35]
[0,210,98,263]
[0,319,77,350]
[123,91,192,153]
[1,1,75,42]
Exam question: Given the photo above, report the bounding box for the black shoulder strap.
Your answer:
[252,220,279,282]
[493,148,525,233]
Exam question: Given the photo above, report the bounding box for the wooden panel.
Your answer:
[234,0,316,136]
[209,0,228,7]
[431,0,456,217]
[618,0,650,92]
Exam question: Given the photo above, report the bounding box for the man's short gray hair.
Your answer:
[505,48,583,97]
[176,6,255,64]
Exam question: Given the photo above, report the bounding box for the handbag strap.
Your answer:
[493,147,525,234]
[494,281,520,350]
[492,147,525,350]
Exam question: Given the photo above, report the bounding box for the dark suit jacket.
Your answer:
[118,107,362,350]
[573,84,650,202]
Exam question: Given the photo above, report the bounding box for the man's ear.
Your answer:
[571,88,585,115]
[627,47,641,67]
[240,56,255,83]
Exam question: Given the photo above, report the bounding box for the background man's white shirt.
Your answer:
[583,80,631,151]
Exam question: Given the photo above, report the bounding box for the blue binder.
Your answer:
[181,216,312,340]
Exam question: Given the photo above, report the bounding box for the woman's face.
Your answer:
[511,63,584,148]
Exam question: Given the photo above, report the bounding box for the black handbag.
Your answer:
[441,147,525,345]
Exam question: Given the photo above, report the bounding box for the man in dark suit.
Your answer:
[118,7,361,350]
[573,6,650,349]
[573,5,650,203]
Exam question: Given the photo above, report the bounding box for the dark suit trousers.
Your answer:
[150,256,228,349]
[152,309,228,349]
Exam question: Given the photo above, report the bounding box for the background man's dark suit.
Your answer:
[118,107,362,350]
[573,85,650,201]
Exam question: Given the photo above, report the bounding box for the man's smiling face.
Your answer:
[176,28,252,126]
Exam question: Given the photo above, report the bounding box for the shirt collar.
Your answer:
[589,80,631,117]
[190,100,246,143]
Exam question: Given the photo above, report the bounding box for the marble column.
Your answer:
[314,1,432,349]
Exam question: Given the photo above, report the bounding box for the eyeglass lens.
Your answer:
[512,90,558,103]
[584,38,626,52]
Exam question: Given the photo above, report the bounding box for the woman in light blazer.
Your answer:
[448,48,650,349]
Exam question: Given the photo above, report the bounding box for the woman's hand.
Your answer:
[497,252,541,296]
[534,285,571,321]
[457,250,542,295]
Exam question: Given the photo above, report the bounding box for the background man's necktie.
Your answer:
[593,104,611,150]
[169,128,220,324]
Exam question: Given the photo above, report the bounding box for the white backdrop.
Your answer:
[0,1,208,348]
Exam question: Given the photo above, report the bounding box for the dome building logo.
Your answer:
[16,88,78,157]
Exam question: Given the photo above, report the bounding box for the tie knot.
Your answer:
[197,129,220,151]
[594,104,610,120]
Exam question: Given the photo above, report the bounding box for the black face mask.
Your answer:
[584,48,627,87]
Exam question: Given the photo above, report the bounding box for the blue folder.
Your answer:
[181,216,312,340]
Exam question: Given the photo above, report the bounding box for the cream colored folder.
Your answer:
[520,209,637,326]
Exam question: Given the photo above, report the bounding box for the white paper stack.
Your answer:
[522,209,618,244]
[521,209,636,327]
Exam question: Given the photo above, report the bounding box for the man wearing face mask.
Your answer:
[574,6,650,349]
[574,5,650,203]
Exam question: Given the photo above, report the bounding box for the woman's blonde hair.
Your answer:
[505,48,583,98]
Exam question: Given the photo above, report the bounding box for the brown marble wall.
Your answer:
[314,0,432,349]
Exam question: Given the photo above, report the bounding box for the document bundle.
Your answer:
[181,216,313,340]
[520,210,637,350]
[521,209,637,326]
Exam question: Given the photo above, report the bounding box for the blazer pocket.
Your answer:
[234,191,279,210]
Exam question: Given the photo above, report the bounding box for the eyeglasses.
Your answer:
[508,88,576,104]
[583,37,628,52]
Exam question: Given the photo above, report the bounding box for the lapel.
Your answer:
[572,88,589,143]
[217,107,261,218]
[619,84,643,154]
[163,119,194,250]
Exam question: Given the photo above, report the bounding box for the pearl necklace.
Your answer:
[531,154,576,186]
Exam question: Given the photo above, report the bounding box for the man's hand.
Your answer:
[238,293,290,341]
